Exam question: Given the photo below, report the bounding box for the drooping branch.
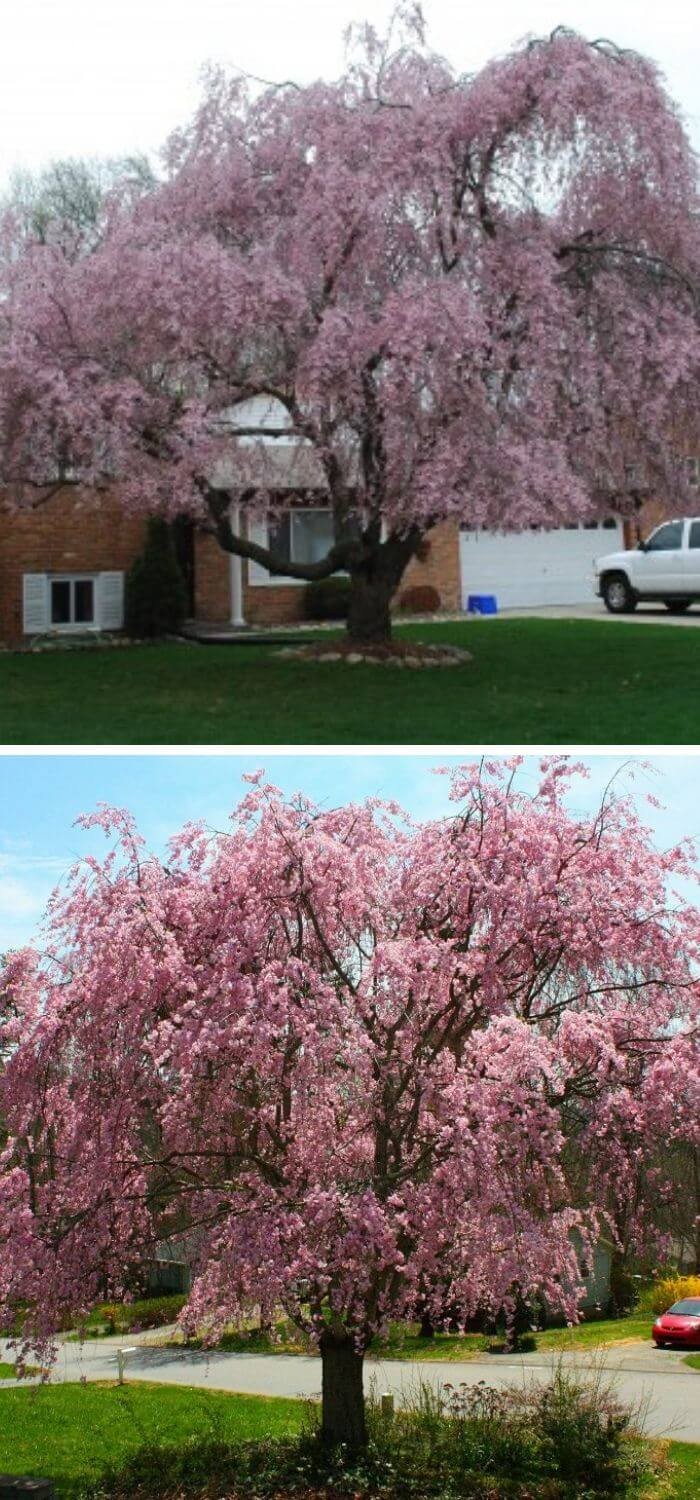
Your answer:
[555,239,700,307]
[204,484,357,580]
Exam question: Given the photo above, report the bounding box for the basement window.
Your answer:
[50,575,96,628]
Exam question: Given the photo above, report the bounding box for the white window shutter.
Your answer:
[248,517,271,585]
[97,571,124,629]
[22,574,49,634]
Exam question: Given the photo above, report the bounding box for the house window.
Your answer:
[50,575,96,628]
[685,456,700,488]
[269,509,335,567]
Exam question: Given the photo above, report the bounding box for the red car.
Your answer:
[652,1298,700,1348]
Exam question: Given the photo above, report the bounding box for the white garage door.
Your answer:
[459,521,623,610]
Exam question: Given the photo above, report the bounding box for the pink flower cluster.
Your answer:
[0,19,697,553]
[1,760,698,1360]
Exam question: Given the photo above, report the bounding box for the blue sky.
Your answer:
[1,752,699,952]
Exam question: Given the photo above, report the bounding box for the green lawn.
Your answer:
[367,1313,654,1359]
[683,1352,700,1370]
[0,1381,304,1495]
[665,1441,700,1499]
[0,1380,696,1498]
[2,618,700,743]
[537,1314,653,1350]
[190,1323,486,1361]
[167,1313,654,1362]
[0,1361,16,1378]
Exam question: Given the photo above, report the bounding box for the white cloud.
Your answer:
[0,852,68,876]
[0,875,44,921]
[0,849,68,952]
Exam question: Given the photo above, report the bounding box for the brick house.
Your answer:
[0,393,462,647]
[0,476,638,648]
[0,483,461,649]
[0,487,148,648]
[4,389,693,646]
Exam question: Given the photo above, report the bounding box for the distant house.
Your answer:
[146,1228,614,1323]
[148,1236,193,1296]
[573,1233,613,1316]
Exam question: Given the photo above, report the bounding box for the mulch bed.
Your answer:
[275,640,472,668]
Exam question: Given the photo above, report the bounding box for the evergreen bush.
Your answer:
[125,518,188,638]
[304,577,352,620]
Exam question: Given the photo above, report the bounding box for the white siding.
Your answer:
[460,522,624,609]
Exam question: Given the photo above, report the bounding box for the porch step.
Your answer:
[181,621,322,646]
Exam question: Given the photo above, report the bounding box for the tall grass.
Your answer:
[92,1362,656,1498]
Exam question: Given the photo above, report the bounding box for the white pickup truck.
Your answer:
[594,518,700,613]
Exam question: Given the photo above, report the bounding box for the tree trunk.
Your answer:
[208,486,426,649]
[608,1249,636,1318]
[346,528,425,646]
[320,1333,367,1449]
[346,572,394,644]
[416,1295,435,1338]
[693,1149,700,1275]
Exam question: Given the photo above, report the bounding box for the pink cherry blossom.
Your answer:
[1,759,698,1444]
[0,11,698,641]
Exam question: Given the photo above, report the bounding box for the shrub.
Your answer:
[125,517,188,638]
[523,1365,649,1495]
[304,577,352,620]
[95,1302,121,1334]
[90,1367,655,1498]
[88,1294,188,1333]
[486,1330,538,1353]
[397,584,441,614]
[638,1274,700,1316]
[130,1295,188,1330]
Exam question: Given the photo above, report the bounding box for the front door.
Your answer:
[172,517,196,616]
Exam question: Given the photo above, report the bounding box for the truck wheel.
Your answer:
[663,599,692,614]
[602,574,636,614]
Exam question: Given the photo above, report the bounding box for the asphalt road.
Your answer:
[3,1334,699,1442]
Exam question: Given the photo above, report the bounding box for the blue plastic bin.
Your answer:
[467,594,498,615]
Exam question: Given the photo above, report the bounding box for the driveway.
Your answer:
[496,603,700,626]
[3,1334,699,1442]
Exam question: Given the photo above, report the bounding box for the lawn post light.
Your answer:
[381,1392,395,1419]
[115,1346,137,1385]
